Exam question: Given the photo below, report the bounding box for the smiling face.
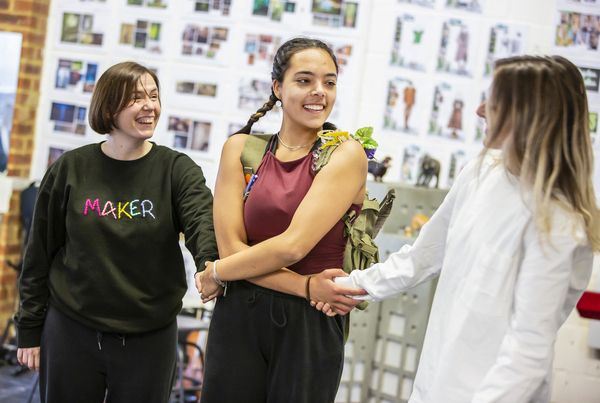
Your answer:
[112,72,161,142]
[272,48,337,134]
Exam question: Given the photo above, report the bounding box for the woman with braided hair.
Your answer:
[197,37,368,402]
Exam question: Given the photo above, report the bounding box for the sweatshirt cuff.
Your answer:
[16,325,43,348]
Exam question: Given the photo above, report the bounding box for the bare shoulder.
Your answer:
[330,138,368,165]
[222,133,249,158]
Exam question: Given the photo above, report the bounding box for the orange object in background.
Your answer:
[405,214,430,238]
[577,291,600,320]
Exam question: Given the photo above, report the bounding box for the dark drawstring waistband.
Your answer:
[246,289,287,328]
[96,331,127,350]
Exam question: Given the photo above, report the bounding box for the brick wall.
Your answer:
[0,0,49,331]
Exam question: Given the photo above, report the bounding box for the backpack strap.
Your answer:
[240,134,273,178]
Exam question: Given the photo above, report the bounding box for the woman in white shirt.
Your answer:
[322,55,600,402]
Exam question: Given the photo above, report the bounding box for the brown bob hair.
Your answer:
[89,61,160,134]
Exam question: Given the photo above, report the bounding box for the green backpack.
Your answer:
[240,134,395,341]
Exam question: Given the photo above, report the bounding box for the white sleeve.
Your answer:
[336,173,461,301]
[471,223,593,403]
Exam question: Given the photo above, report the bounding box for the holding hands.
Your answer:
[196,264,367,315]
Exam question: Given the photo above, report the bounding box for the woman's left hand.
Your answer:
[196,262,224,303]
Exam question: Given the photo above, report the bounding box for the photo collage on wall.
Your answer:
[251,0,300,25]
[554,10,599,54]
[60,11,105,47]
[168,115,213,153]
[390,11,435,72]
[179,23,231,65]
[125,0,168,9]
[383,75,427,136]
[167,68,225,113]
[242,31,288,70]
[118,18,165,56]
[47,146,69,168]
[445,0,484,13]
[483,22,529,76]
[428,79,473,141]
[436,17,481,77]
[49,101,88,137]
[54,58,100,95]
[310,0,360,30]
[189,0,232,16]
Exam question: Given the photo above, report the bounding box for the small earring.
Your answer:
[275,100,282,108]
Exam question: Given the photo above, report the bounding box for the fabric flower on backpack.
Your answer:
[317,127,378,160]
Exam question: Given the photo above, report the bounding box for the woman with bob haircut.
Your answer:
[317,55,600,403]
[14,61,218,402]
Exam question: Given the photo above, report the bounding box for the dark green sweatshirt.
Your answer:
[15,142,219,348]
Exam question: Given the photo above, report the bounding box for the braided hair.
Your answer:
[235,37,339,135]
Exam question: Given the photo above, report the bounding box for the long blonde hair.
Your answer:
[485,55,600,251]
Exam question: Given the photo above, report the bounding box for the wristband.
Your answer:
[305,276,313,301]
[212,259,227,297]
[213,260,226,287]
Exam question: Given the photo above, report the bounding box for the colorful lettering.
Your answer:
[130,199,140,216]
[84,199,101,216]
[141,200,155,219]
[101,201,117,219]
[118,202,132,219]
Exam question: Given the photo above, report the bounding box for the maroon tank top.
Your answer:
[244,149,362,276]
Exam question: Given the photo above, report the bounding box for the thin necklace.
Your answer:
[276,132,316,150]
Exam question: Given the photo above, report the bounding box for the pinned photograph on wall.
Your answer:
[178,22,233,65]
[187,0,233,18]
[116,17,166,58]
[126,0,169,9]
[234,75,282,125]
[320,39,359,80]
[428,78,474,141]
[436,17,481,78]
[390,11,436,72]
[382,75,427,136]
[167,68,225,112]
[554,10,599,55]
[446,147,479,186]
[55,58,100,94]
[571,57,600,103]
[306,0,366,35]
[242,31,290,71]
[168,115,213,153]
[397,0,436,8]
[49,100,89,136]
[58,11,106,49]
[249,0,300,27]
[483,22,529,76]
[473,79,491,143]
[47,146,68,168]
[445,0,483,13]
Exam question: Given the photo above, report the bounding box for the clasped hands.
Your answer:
[195,263,367,316]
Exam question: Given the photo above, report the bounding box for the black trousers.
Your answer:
[39,305,177,403]
[200,280,346,403]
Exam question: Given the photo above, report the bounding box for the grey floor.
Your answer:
[0,364,40,403]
